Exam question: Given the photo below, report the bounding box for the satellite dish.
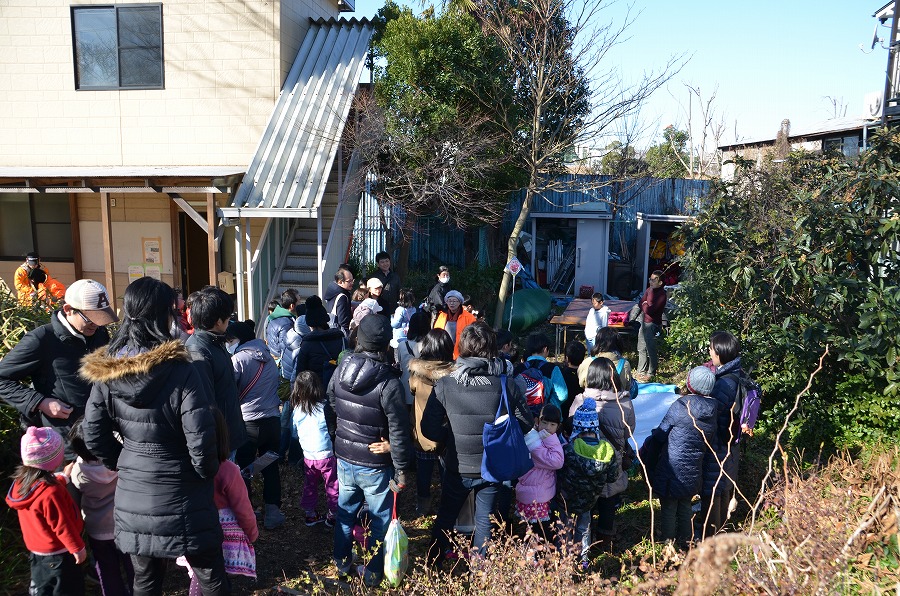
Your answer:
[872,24,882,50]
[865,92,883,118]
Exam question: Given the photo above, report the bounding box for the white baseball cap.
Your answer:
[65,279,119,326]
[359,297,383,313]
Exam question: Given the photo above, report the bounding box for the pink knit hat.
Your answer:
[21,426,64,471]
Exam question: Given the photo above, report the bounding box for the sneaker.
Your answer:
[325,511,336,528]
[305,512,325,527]
[264,504,286,530]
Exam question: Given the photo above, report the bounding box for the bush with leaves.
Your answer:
[666,129,900,449]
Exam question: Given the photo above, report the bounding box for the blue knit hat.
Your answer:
[572,398,600,435]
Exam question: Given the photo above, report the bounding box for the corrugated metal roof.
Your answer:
[227,18,373,217]
[719,116,878,150]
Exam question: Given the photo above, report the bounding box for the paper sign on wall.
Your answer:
[128,265,145,284]
[143,238,161,264]
[144,265,161,281]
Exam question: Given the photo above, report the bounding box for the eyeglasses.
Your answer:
[73,310,96,326]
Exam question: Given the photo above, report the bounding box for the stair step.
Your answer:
[294,229,329,243]
[285,254,319,268]
[280,268,319,284]
[275,282,319,299]
[289,241,319,255]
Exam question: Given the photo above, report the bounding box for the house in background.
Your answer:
[718,114,881,180]
[0,1,372,324]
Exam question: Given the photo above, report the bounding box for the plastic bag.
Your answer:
[383,493,408,587]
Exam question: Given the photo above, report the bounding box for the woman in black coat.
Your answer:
[82,277,226,595]
[421,322,533,564]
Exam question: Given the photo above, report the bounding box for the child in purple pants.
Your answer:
[291,371,339,527]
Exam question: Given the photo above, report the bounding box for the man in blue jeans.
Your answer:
[327,315,412,586]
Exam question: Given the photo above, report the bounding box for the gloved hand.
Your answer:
[389,469,409,493]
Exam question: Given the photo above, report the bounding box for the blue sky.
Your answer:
[349,0,887,147]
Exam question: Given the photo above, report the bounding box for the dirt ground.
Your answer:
[160,461,435,595]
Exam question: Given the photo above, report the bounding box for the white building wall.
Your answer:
[0,0,338,168]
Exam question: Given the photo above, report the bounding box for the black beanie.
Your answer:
[357,314,391,351]
[305,295,329,328]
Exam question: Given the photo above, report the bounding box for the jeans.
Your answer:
[131,551,228,596]
[235,416,281,507]
[301,457,338,514]
[430,472,499,561]
[572,511,592,562]
[29,551,84,596]
[637,322,660,376]
[659,497,693,542]
[89,536,134,596]
[333,459,394,585]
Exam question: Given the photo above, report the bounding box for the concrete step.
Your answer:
[274,282,319,299]
[285,254,319,269]
[293,228,329,243]
[280,268,319,284]
[289,241,319,256]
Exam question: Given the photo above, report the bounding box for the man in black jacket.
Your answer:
[371,251,401,313]
[323,265,354,338]
[327,314,411,586]
[421,321,533,564]
[0,279,116,452]
[184,288,248,458]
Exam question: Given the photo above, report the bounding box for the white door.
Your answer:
[574,218,609,295]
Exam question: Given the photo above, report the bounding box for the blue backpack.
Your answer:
[481,375,534,483]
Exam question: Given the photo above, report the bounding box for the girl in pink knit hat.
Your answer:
[5,426,86,594]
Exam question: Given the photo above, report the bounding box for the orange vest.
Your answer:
[433,309,478,360]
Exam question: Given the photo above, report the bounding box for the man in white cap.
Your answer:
[0,279,118,444]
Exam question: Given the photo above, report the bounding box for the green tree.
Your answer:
[645,125,689,178]
[668,129,900,448]
[359,2,521,275]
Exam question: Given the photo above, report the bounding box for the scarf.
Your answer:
[450,357,512,387]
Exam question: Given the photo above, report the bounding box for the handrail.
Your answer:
[249,217,297,326]
[320,148,363,292]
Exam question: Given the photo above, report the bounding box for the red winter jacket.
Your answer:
[6,475,85,555]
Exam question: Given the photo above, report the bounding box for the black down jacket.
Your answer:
[185,329,247,452]
[81,341,221,558]
[0,310,109,430]
[649,393,718,500]
[328,351,411,471]
[421,359,533,477]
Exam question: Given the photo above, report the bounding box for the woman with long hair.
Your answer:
[82,277,226,595]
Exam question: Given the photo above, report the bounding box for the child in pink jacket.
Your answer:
[515,404,565,530]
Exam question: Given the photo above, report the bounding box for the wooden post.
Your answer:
[206,193,217,286]
[99,192,116,307]
[169,201,182,290]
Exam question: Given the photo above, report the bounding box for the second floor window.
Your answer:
[72,4,164,90]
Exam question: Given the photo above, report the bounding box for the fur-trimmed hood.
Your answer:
[408,358,455,383]
[80,341,194,408]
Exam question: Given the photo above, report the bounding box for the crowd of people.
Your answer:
[0,250,751,594]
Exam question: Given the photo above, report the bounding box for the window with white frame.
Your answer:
[71,4,164,90]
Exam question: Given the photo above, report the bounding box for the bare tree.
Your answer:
[667,83,727,179]
[823,95,848,119]
[351,91,515,276]
[472,0,682,326]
